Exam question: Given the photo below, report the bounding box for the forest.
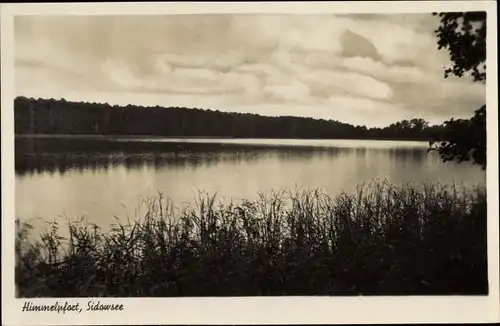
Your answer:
[14,96,445,141]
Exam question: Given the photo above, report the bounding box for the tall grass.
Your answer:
[15,181,487,297]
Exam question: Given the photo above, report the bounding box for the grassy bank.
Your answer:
[15,181,488,297]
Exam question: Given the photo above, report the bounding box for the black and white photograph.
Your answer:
[1,1,499,325]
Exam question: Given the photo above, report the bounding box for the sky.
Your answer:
[14,14,486,127]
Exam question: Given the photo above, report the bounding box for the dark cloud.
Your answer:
[340,30,381,61]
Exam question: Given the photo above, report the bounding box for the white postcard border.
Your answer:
[1,1,498,325]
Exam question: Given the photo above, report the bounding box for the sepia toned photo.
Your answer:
[11,10,491,297]
[2,1,499,325]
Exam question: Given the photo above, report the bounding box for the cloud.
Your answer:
[341,57,426,84]
[263,77,311,103]
[100,58,263,98]
[153,51,245,72]
[391,76,486,119]
[301,70,393,100]
[14,13,486,127]
[101,59,143,89]
[340,30,381,61]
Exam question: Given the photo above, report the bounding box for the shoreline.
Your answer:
[15,181,488,297]
[14,134,435,143]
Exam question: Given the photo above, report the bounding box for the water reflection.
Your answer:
[15,136,486,236]
[15,137,430,176]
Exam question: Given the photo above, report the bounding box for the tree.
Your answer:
[433,12,486,83]
[430,12,487,170]
[430,105,486,170]
[410,118,429,132]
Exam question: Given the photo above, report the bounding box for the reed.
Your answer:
[15,181,488,297]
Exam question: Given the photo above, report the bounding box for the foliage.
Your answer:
[429,105,486,170]
[433,11,486,83]
[431,11,487,169]
[16,181,488,297]
[14,97,444,141]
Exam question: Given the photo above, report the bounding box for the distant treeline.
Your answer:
[14,97,445,140]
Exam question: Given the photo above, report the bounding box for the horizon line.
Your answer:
[15,95,454,129]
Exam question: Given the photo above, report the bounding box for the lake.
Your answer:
[15,136,486,234]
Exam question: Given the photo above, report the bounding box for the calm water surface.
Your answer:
[15,136,486,233]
